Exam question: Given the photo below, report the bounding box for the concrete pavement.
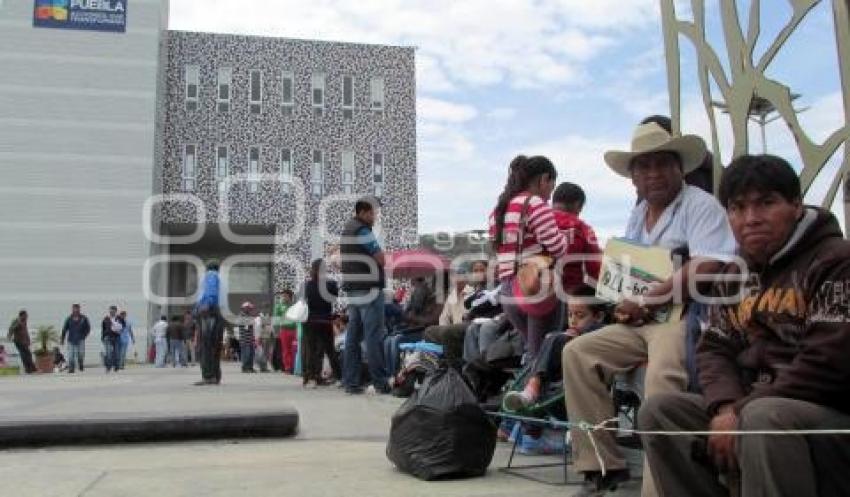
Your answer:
[0,363,641,496]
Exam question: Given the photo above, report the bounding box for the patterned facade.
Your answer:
[159,31,418,291]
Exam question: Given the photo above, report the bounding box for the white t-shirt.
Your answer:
[152,320,168,340]
[624,184,737,261]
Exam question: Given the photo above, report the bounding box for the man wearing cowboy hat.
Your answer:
[562,121,737,497]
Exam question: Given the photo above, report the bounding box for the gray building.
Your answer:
[0,0,167,364]
[0,0,417,365]
[156,31,418,315]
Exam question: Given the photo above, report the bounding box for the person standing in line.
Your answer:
[339,197,391,395]
[238,302,257,373]
[182,310,195,365]
[488,155,571,362]
[151,315,168,368]
[194,304,224,385]
[302,258,342,388]
[117,310,135,370]
[8,310,36,374]
[166,315,186,368]
[274,290,298,374]
[255,312,271,373]
[60,304,91,373]
[101,306,123,373]
[197,260,222,315]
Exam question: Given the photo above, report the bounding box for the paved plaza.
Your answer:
[0,363,641,496]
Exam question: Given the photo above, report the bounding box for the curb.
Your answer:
[0,409,300,448]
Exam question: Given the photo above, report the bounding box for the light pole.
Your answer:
[712,93,809,153]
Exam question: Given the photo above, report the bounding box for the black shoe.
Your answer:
[68,369,75,374]
[79,366,84,372]
[572,469,631,497]
[345,386,365,395]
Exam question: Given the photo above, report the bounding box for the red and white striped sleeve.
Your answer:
[526,197,568,258]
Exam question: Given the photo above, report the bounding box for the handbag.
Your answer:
[285,300,309,323]
[512,196,557,316]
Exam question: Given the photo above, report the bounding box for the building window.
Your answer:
[217,67,231,113]
[372,151,384,197]
[248,146,260,193]
[311,73,325,117]
[182,144,196,191]
[280,148,293,193]
[342,76,354,119]
[250,70,262,114]
[281,70,294,116]
[185,65,199,111]
[341,150,355,194]
[216,145,229,192]
[370,77,384,114]
[311,149,324,198]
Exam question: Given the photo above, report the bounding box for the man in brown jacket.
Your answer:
[639,154,850,497]
[8,310,36,374]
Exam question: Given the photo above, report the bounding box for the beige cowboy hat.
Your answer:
[604,122,707,178]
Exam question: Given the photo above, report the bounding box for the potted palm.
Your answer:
[33,325,59,373]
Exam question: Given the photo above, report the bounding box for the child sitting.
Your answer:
[504,285,608,411]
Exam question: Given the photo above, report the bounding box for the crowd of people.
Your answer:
[323,114,849,497]
[3,112,848,497]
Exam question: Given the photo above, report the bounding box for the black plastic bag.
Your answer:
[386,367,497,480]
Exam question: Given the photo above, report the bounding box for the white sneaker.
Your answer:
[365,385,377,395]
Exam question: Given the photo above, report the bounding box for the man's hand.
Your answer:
[708,405,739,472]
[614,299,649,326]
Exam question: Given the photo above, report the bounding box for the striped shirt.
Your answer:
[489,193,568,281]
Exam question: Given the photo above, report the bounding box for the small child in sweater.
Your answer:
[504,285,609,411]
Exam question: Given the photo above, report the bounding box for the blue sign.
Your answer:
[33,0,127,33]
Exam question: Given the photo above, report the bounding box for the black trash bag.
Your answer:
[387,367,497,480]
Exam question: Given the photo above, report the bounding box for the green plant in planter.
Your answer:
[34,325,59,357]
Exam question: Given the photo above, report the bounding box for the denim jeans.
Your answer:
[154,338,168,367]
[240,343,255,371]
[342,290,388,390]
[383,330,423,378]
[102,339,119,371]
[169,339,186,367]
[117,340,129,369]
[67,342,85,372]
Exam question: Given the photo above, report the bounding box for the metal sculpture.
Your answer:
[660,0,850,231]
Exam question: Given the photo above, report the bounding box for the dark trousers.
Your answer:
[303,320,341,382]
[103,338,120,371]
[500,278,558,360]
[199,327,222,383]
[639,392,850,497]
[530,332,570,381]
[342,291,388,390]
[14,342,37,373]
[240,343,255,371]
